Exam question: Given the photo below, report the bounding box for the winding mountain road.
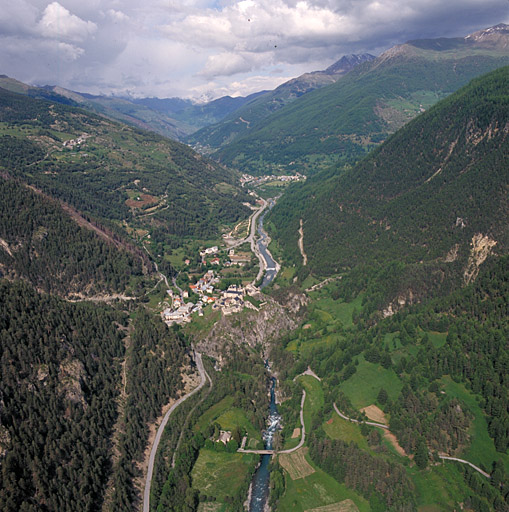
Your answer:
[143,351,211,512]
[278,390,306,454]
[333,404,491,478]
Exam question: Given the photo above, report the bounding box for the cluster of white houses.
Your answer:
[212,285,245,315]
[161,269,259,325]
[239,173,305,187]
[162,283,249,324]
[63,134,89,149]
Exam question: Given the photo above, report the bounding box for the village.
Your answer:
[160,174,289,327]
[239,172,305,188]
[161,244,259,326]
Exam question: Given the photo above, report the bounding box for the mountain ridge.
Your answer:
[268,66,509,312]
[198,24,509,175]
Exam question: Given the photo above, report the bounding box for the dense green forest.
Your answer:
[192,27,509,175]
[109,310,188,510]
[0,177,146,296]
[0,86,253,255]
[268,66,509,309]
[0,25,508,512]
[0,279,189,511]
[260,66,509,511]
[186,54,375,155]
[268,254,508,511]
[0,280,125,511]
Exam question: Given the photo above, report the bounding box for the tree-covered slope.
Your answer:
[269,66,509,308]
[187,54,375,156]
[0,279,188,512]
[208,24,509,175]
[0,86,252,255]
[0,178,149,297]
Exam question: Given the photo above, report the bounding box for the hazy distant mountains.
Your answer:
[0,53,375,142]
[1,24,507,177]
[186,53,375,154]
[193,24,509,175]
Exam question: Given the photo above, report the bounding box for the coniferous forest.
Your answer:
[0,27,508,512]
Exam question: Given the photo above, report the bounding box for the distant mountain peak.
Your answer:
[465,23,509,48]
[322,54,376,75]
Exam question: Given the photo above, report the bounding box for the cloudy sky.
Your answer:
[1,0,507,101]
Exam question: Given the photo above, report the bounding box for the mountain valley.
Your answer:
[0,23,508,512]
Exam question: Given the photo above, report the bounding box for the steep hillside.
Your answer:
[0,86,252,259]
[269,66,509,311]
[0,280,188,512]
[209,24,509,175]
[187,54,375,155]
[0,178,148,297]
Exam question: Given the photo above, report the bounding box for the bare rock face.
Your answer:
[194,291,308,361]
[444,244,460,263]
[382,290,417,318]
[58,358,87,407]
[463,233,497,285]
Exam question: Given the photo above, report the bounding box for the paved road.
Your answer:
[143,352,210,512]
[278,390,306,454]
[228,197,267,250]
[439,456,491,478]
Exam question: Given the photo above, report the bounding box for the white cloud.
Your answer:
[0,0,506,99]
[199,51,271,78]
[37,2,98,42]
[0,1,39,36]
[107,9,129,23]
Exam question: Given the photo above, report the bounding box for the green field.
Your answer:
[277,457,369,512]
[410,463,471,511]
[191,449,257,500]
[339,359,402,409]
[193,396,235,433]
[297,375,324,433]
[193,395,262,445]
[309,292,364,329]
[298,332,342,360]
[215,408,261,441]
[323,414,369,450]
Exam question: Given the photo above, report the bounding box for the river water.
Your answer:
[248,377,281,511]
[248,199,281,510]
[257,199,278,290]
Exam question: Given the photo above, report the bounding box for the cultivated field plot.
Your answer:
[360,404,387,424]
[360,404,407,456]
[305,499,359,512]
[279,447,316,480]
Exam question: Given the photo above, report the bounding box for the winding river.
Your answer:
[248,197,282,510]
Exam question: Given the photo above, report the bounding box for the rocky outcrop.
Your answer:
[58,358,87,407]
[463,233,497,285]
[382,290,417,318]
[194,291,307,360]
